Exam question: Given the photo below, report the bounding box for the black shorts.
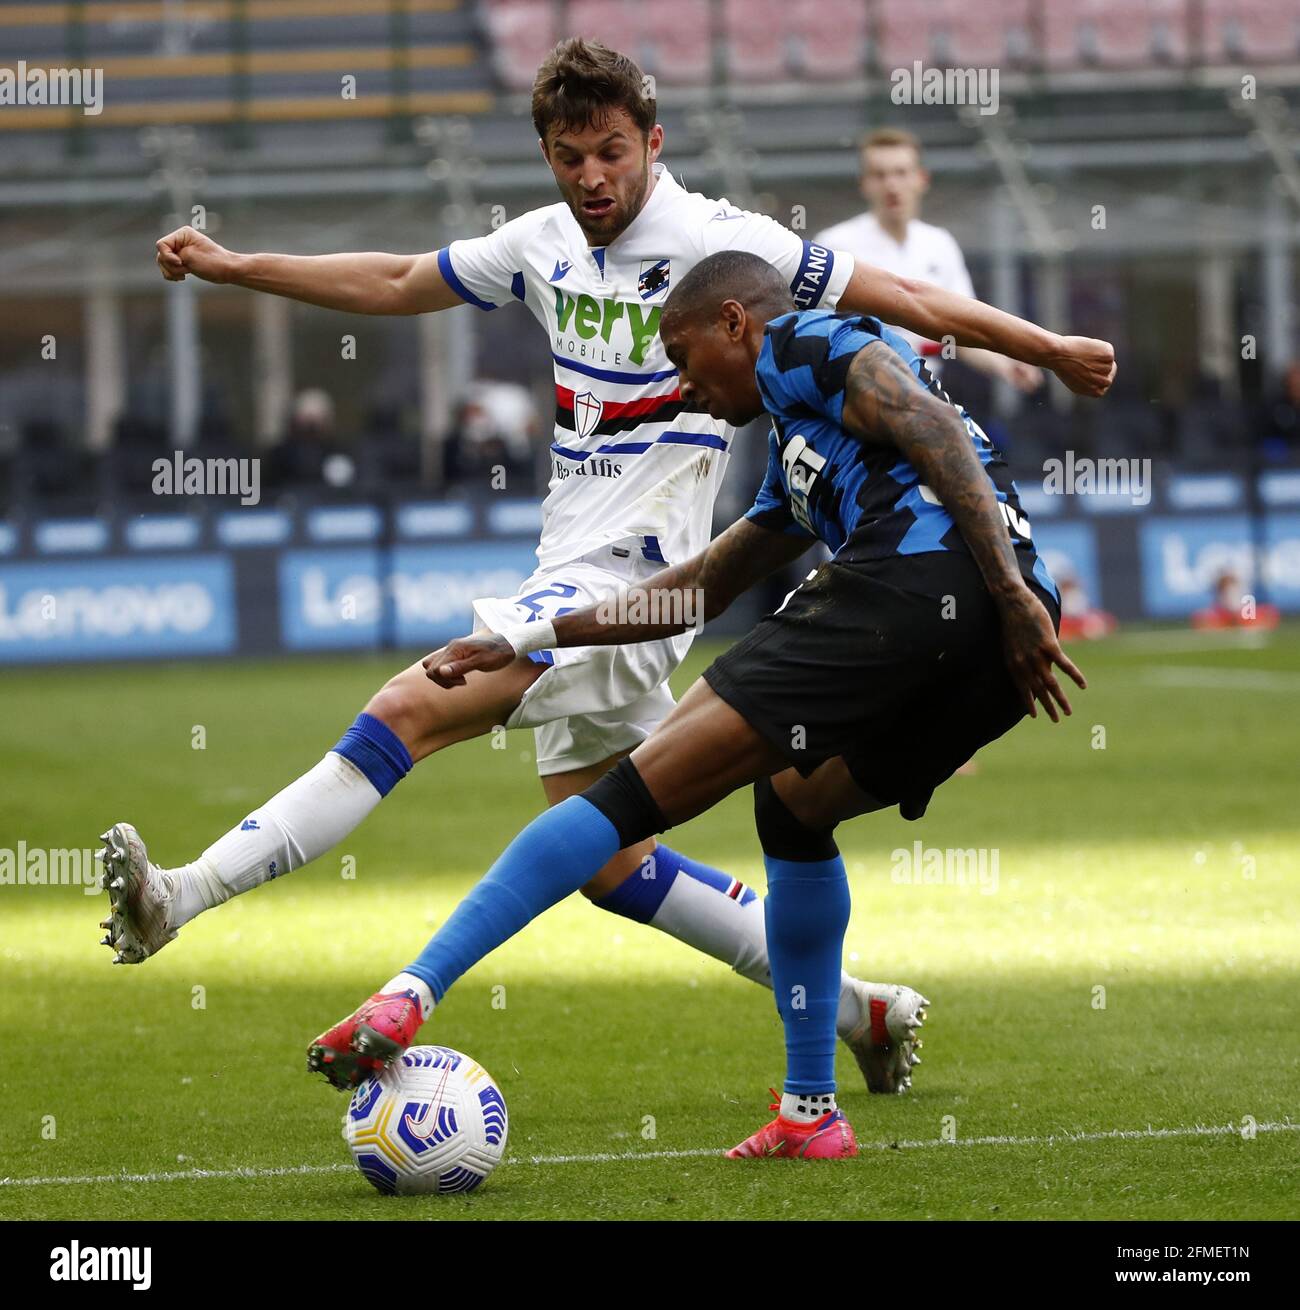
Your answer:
[702,551,1060,820]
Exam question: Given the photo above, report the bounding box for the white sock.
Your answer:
[382,971,436,1020]
[780,1091,836,1123]
[170,752,383,928]
[835,971,865,1038]
[650,873,773,985]
[647,877,863,1037]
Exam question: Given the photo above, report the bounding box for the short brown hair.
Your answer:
[859,127,923,164]
[531,38,656,143]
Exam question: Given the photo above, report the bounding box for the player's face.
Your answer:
[861,145,928,225]
[663,311,765,427]
[541,113,664,245]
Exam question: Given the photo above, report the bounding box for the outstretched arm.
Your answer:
[156,225,464,315]
[841,340,1086,721]
[423,519,812,686]
[838,261,1115,398]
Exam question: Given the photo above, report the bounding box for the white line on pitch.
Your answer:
[0,1162,356,1188]
[1141,665,1300,692]
[513,1119,1297,1165]
[1107,630,1273,654]
[1,1120,1294,1188]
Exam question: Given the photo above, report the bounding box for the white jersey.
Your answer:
[441,163,855,571]
[814,211,973,373]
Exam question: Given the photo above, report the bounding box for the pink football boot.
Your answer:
[727,1092,859,1159]
[306,987,425,1090]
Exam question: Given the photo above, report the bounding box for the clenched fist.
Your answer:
[156,226,237,284]
[1046,335,1117,398]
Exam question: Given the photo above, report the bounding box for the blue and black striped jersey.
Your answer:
[746,309,1057,600]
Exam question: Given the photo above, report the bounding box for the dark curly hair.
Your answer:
[531,38,656,144]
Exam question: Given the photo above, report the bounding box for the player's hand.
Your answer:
[422,634,517,687]
[1003,359,1045,393]
[997,586,1087,723]
[1045,335,1116,398]
[156,225,237,284]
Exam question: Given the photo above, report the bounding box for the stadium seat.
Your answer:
[1040,3,1082,68]
[567,0,644,50]
[881,0,1033,69]
[875,0,1033,71]
[642,0,714,85]
[1148,0,1193,64]
[2,1,491,131]
[723,0,791,83]
[959,0,1037,68]
[1094,0,1190,68]
[1202,0,1299,64]
[922,0,1006,66]
[1044,0,1194,71]
[484,0,559,91]
[1093,5,1158,68]
[790,0,868,81]
[875,3,935,71]
[929,1,986,67]
[3,12,74,59]
[876,0,1037,75]
[1042,1,1099,69]
[1177,400,1237,467]
[17,419,96,508]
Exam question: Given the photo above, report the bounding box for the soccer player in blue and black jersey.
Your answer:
[308,250,1087,1159]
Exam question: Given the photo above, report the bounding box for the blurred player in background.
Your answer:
[817,129,1043,394]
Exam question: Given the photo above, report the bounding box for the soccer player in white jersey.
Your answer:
[817,128,1043,392]
[103,40,1114,1094]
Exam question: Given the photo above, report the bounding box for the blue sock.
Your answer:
[764,855,851,1096]
[596,844,758,923]
[332,712,413,796]
[405,796,620,1000]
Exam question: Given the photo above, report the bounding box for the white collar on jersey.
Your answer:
[577,162,680,258]
[861,210,918,252]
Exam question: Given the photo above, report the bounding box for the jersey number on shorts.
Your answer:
[517,583,579,622]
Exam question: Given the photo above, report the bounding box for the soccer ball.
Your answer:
[343,1045,508,1196]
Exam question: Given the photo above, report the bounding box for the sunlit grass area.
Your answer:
[2,630,1297,1218]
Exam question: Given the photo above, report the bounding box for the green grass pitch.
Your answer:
[1,628,1296,1220]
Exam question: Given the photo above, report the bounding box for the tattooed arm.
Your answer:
[841,341,1086,721]
[422,519,811,687]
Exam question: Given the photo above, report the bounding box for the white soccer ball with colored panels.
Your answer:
[344,1045,508,1196]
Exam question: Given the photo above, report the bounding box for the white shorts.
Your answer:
[471,540,695,776]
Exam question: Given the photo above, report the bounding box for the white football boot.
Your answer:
[97,822,179,964]
[842,981,928,1094]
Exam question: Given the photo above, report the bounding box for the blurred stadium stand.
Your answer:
[1,1,1300,649]
[2,0,490,130]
